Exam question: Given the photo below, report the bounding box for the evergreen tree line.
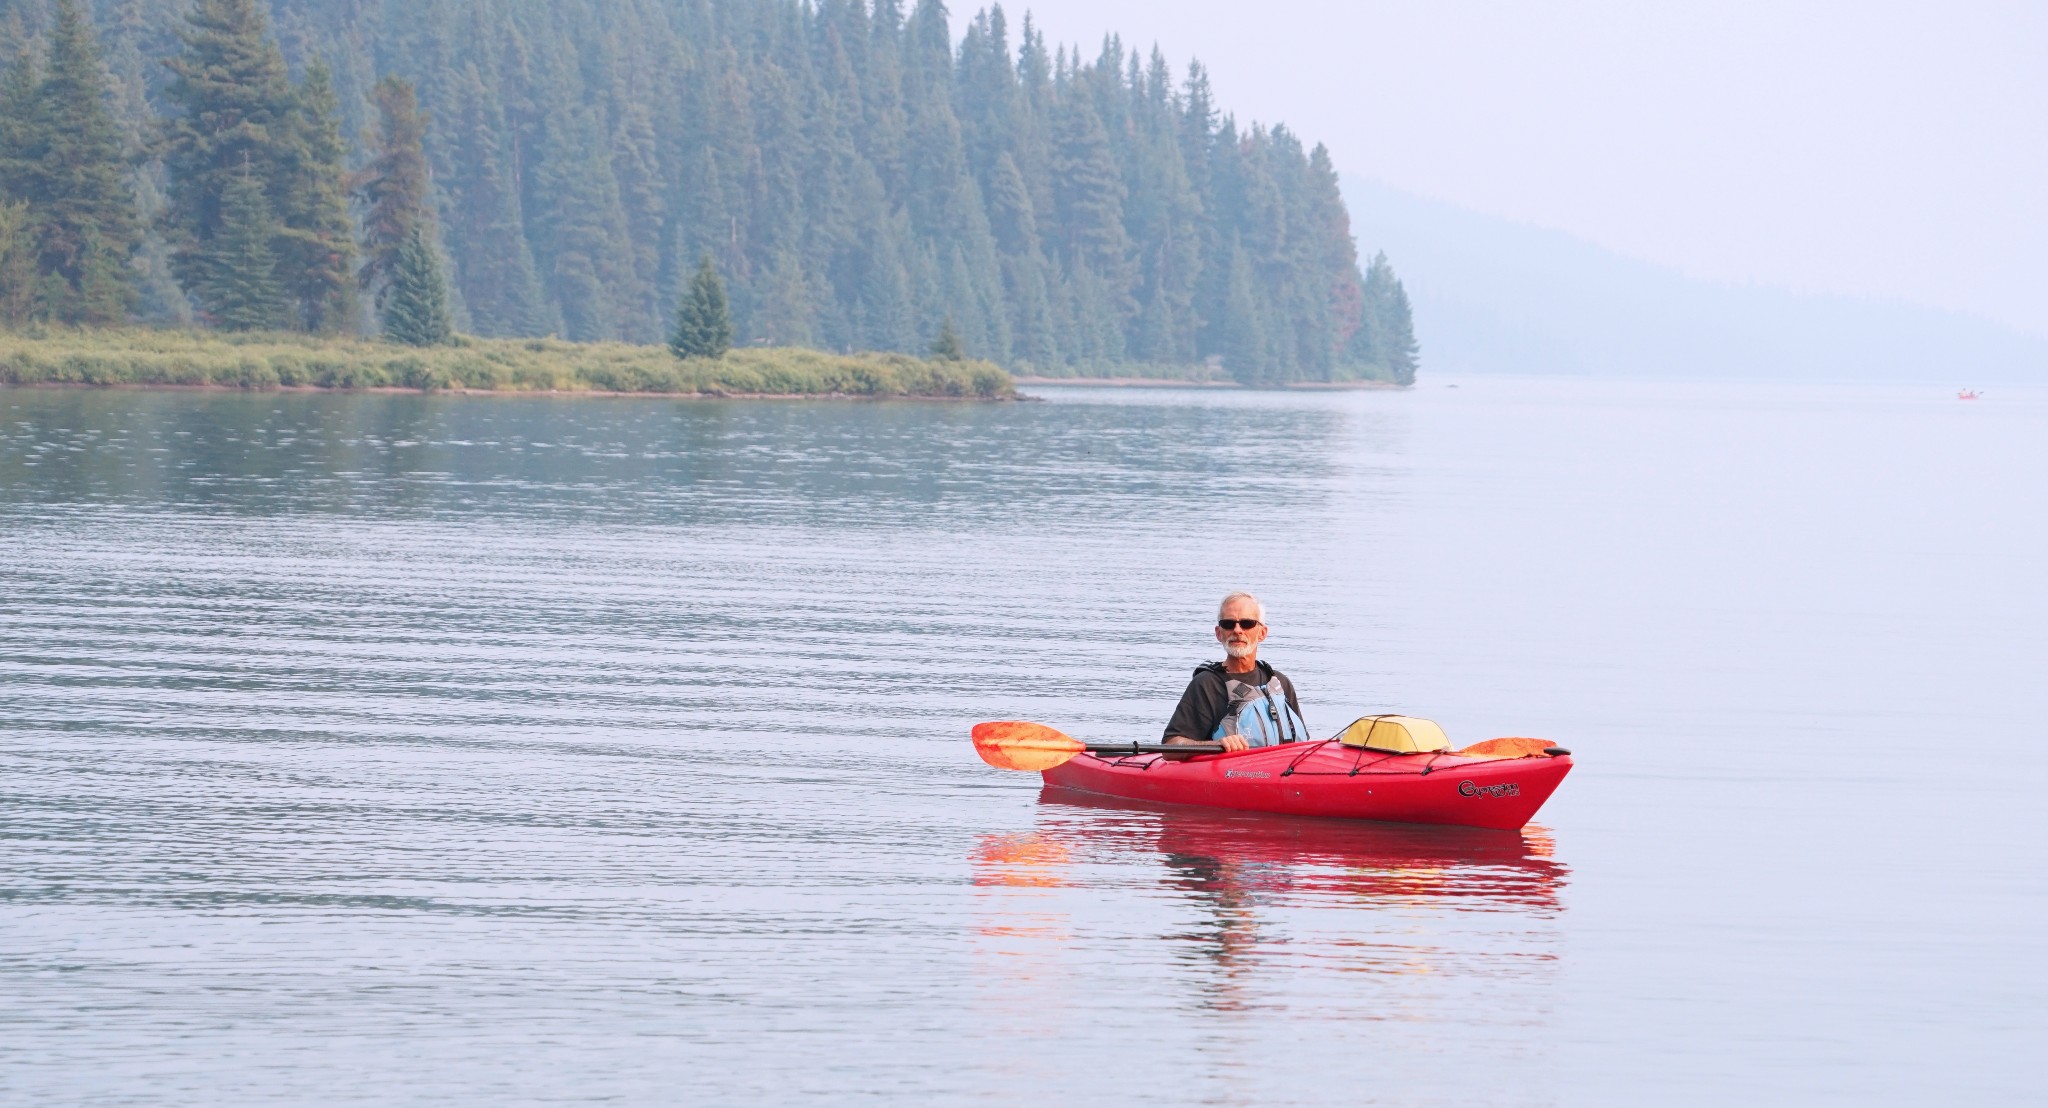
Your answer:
[0,0,1418,382]
[0,0,449,341]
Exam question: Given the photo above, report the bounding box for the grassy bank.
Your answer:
[0,328,1015,399]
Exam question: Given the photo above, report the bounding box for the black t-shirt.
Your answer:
[1162,661,1302,742]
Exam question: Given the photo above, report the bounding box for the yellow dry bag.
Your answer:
[1333,715,1452,754]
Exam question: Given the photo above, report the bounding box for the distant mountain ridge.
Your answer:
[1344,177,2048,384]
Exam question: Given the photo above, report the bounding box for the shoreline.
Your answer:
[2,376,1406,399]
[1,329,1405,399]
[0,380,1019,401]
[0,329,1016,400]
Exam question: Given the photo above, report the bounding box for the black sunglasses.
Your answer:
[1216,619,1262,631]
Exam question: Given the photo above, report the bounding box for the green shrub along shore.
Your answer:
[0,328,1015,400]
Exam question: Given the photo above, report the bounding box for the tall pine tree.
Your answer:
[273,59,353,331]
[0,2,136,324]
[199,165,282,331]
[157,0,297,309]
[1355,250,1419,385]
[353,76,432,310]
[158,0,351,332]
[28,0,137,323]
[382,223,451,346]
[669,253,732,359]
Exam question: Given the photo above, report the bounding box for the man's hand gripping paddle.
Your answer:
[970,721,1223,772]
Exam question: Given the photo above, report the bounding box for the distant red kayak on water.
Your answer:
[972,720,1573,831]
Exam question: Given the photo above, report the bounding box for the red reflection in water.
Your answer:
[968,788,1571,1030]
[1043,789,1568,1005]
[1036,787,1567,911]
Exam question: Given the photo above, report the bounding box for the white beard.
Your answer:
[1224,641,1256,659]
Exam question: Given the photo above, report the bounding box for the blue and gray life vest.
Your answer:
[1208,663,1310,747]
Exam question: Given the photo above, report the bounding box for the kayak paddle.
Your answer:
[971,720,1223,772]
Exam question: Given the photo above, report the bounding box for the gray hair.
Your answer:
[1216,591,1265,621]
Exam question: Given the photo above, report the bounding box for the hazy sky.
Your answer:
[961,0,2047,337]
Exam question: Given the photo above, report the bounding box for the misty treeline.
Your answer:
[0,0,449,343]
[0,0,1418,382]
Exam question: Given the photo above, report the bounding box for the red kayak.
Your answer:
[1040,739,1572,831]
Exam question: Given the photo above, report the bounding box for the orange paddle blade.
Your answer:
[971,721,1086,772]
[1454,737,1559,760]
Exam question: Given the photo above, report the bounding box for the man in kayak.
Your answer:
[1162,592,1310,755]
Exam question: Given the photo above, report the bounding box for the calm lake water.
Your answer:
[2,379,2043,1104]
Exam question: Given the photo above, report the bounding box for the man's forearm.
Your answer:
[1162,734,1248,756]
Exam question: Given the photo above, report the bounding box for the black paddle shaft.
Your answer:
[1084,742,1225,756]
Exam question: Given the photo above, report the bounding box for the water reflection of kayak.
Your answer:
[970,794,1568,994]
[1034,788,1568,913]
[1041,740,1572,831]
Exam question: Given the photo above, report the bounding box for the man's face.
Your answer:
[1214,598,1268,658]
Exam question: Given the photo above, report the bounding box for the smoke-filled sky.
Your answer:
[969,0,2047,337]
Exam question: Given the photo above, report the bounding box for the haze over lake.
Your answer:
[2,381,2042,1103]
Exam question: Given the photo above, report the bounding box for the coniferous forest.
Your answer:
[0,0,1419,385]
